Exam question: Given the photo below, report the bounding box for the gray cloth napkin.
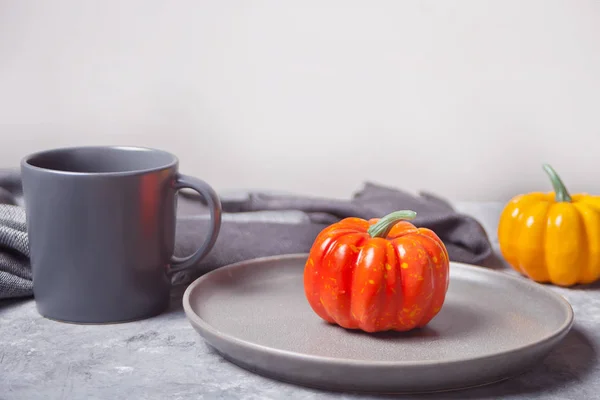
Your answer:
[0,171,30,299]
[0,171,492,299]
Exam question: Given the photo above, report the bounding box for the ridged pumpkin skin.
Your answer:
[303,211,450,333]
[498,164,600,287]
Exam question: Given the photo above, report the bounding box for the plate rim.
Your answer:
[182,253,574,367]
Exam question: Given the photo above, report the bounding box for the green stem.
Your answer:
[367,210,417,238]
[542,163,572,202]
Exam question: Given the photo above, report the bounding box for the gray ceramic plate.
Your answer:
[183,254,573,394]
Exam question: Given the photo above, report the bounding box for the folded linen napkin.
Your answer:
[0,171,492,299]
[0,171,30,299]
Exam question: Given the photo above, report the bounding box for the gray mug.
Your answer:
[21,146,222,324]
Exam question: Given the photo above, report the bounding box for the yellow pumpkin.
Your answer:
[498,164,600,287]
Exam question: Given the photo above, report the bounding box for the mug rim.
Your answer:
[21,145,179,177]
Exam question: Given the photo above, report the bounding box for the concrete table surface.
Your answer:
[1,202,599,400]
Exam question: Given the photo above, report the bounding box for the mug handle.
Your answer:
[167,174,222,275]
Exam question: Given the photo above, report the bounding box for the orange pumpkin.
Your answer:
[303,210,450,332]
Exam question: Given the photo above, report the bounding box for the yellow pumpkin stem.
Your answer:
[542,164,572,202]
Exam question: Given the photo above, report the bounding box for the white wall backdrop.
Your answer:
[1,1,599,201]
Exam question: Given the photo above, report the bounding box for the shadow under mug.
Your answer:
[20,146,222,324]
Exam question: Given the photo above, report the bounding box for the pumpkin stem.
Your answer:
[367,210,417,238]
[542,164,572,202]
